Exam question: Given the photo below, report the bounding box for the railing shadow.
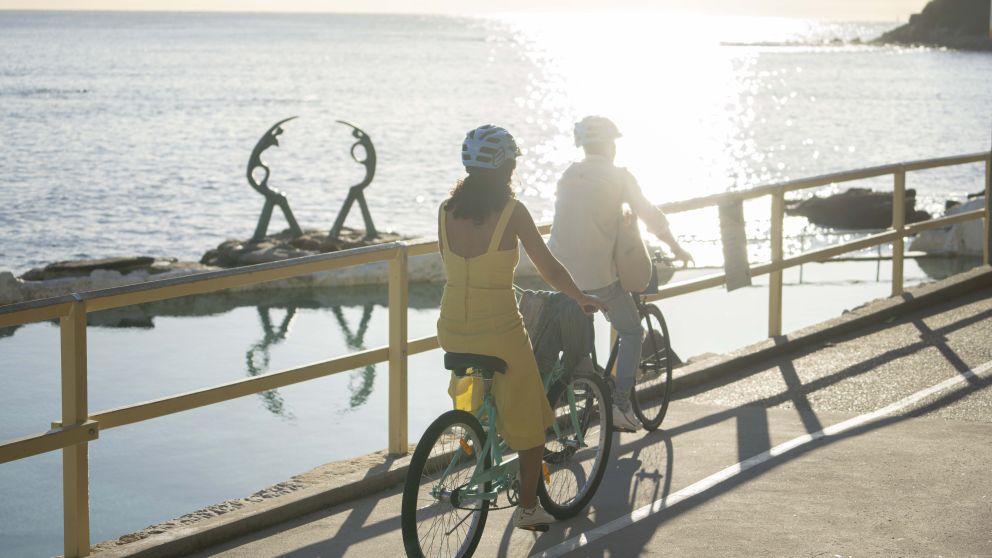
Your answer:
[523,289,992,556]
[562,370,992,557]
[196,287,990,557]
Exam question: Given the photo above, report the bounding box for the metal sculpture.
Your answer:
[248,117,305,242]
[330,120,379,240]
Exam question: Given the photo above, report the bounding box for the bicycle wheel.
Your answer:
[402,410,489,558]
[630,303,674,431]
[538,372,613,518]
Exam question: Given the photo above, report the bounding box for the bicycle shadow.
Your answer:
[522,291,992,556]
[575,371,992,556]
[191,288,991,557]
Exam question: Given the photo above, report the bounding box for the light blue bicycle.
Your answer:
[401,351,613,558]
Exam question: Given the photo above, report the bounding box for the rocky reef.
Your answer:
[200,226,404,268]
[0,227,422,306]
[2,258,216,307]
[876,0,992,50]
[786,188,931,230]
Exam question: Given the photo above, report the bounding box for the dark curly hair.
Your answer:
[446,160,516,225]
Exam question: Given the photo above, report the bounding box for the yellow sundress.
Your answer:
[437,199,555,451]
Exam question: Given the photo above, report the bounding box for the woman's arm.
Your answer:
[513,203,608,312]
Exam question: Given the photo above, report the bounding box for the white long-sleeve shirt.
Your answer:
[547,154,669,291]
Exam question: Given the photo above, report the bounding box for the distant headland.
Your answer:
[875,0,992,51]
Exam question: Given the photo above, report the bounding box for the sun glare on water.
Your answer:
[496,13,783,204]
[488,12,898,261]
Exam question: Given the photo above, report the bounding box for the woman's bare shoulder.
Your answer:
[509,198,533,225]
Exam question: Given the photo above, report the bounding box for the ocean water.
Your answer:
[1,11,991,557]
[1,11,990,274]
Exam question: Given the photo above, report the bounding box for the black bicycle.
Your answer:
[593,255,677,431]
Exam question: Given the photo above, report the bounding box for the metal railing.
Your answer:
[0,151,989,557]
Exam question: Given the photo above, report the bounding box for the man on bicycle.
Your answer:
[547,115,693,432]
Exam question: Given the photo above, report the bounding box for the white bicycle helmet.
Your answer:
[462,124,521,169]
[573,116,622,147]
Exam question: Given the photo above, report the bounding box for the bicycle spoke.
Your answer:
[445,509,474,536]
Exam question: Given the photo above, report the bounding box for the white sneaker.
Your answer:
[512,503,555,530]
[612,404,641,432]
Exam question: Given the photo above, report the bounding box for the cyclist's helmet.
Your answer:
[573,115,622,147]
[462,124,521,169]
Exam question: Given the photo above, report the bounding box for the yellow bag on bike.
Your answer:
[448,374,484,413]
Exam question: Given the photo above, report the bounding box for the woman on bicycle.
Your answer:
[437,124,607,530]
[547,116,693,432]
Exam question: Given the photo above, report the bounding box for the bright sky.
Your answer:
[0,0,932,21]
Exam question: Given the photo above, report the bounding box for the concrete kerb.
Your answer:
[87,265,992,558]
[87,450,416,558]
[666,265,992,393]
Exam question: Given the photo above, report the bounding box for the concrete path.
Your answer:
[191,287,992,557]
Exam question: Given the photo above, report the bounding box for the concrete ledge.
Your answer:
[667,265,992,393]
[88,265,992,558]
[88,450,415,558]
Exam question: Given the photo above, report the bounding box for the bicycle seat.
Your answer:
[444,352,507,378]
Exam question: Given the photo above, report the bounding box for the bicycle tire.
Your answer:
[538,372,613,518]
[402,410,489,558]
[630,303,674,431]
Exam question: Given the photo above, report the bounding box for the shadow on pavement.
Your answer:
[194,288,992,557]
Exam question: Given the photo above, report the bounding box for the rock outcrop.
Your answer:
[876,0,992,50]
[20,257,207,281]
[786,188,931,230]
[200,227,404,268]
[1,260,219,307]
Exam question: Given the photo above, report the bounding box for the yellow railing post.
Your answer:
[892,167,906,296]
[768,190,784,337]
[984,153,990,266]
[60,299,90,557]
[388,246,409,455]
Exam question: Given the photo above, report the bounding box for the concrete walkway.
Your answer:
[184,286,992,557]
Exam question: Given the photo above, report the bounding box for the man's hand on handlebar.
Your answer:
[671,246,694,268]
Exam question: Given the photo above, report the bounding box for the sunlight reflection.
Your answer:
[484,13,953,267]
[496,13,774,250]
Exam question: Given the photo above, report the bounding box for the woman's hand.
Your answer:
[576,293,608,315]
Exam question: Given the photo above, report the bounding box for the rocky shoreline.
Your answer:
[875,0,992,51]
[199,227,405,268]
[0,227,421,307]
[0,227,551,307]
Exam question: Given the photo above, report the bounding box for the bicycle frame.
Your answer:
[432,364,586,507]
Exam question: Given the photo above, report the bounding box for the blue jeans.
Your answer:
[586,281,643,408]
